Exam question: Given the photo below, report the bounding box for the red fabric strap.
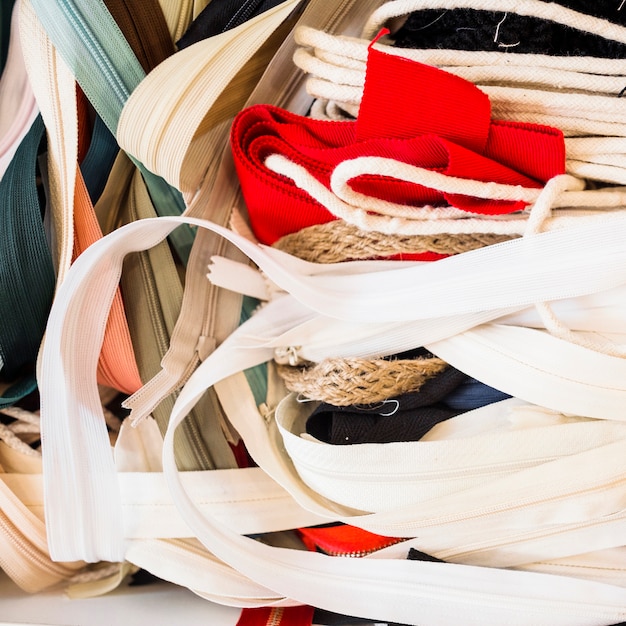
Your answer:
[231,39,564,246]
[237,606,315,626]
[298,524,403,557]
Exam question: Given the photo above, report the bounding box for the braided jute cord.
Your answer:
[273,219,517,263]
[277,356,448,406]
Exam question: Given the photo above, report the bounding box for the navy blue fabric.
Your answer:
[80,115,119,205]
[442,377,511,411]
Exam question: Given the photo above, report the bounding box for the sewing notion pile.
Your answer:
[2,0,626,624]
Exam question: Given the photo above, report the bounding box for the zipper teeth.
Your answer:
[188,237,231,469]
[137,231,211,469]
[0,511,69,581]
[46,47,68,270]
[138,250,169,353]
[266,607,284,626]
[185,403,213,470]
[174,0,193,41]
[201,237,228,340]
[324,538,405,558]
[58,1,128,106]
[181,235,215,469]
[440,507,626,561]
[384,477,626,532]
[295,456,553,481]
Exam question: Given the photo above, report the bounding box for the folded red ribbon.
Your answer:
[231,39,565,246]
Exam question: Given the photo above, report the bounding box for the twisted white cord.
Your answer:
[293,21,626,185]
[266,152,626,235]
[0,407,41,456]
[287,2,626,356]
[69,562,124,584]
[523,176,626,358]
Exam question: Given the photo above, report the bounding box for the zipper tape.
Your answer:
[1,471,325,539]
[25,0,194,264]
[19,0,77,282]
[0,3,38,182]
[41,212,621,560]
[116,0,303,193]
[275,394,626,514]
[0,477,84,593]
[119,0,310,427]
[20,1,142,395]
[121,0,371,428]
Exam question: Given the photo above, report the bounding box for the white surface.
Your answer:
[0,572,241,626]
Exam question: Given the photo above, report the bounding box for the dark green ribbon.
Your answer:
[0,116,55,406]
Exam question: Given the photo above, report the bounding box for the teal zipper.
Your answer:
[30,0,194,264]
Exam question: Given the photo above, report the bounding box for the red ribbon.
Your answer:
[231,37,565,248]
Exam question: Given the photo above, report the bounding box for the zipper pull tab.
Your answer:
[196,335,217,362]
[207,256,269,299]
[274,346,302,366]
[207,256,284,301]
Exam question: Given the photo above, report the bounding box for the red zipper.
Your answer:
[298,524,406,558]
[236,605,315,626]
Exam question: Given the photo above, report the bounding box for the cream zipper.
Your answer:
[439,507,626,564]
[0,507,82,592]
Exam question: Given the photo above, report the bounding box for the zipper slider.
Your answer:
[196,335,217,361]
[274,346,302,366]
[258,402,275,426]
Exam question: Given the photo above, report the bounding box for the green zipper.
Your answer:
[0,116,54,406]
[30,0,194,264]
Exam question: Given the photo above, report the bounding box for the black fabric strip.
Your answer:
[407,548,447,563]
[0,0,16,74]
[176,0,285,49]
[306,367,468,445]
[393,3,626,57]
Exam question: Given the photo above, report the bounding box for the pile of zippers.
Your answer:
[2,1,626,625]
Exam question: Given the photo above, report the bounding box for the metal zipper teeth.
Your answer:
[266,607,285,626]
[323,538,405,558]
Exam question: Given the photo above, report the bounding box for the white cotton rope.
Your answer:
[265,154,626,236]
[292,17,626,184]
[278,0,626,261]
[0,407,41,457]
[263,157,626,357]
